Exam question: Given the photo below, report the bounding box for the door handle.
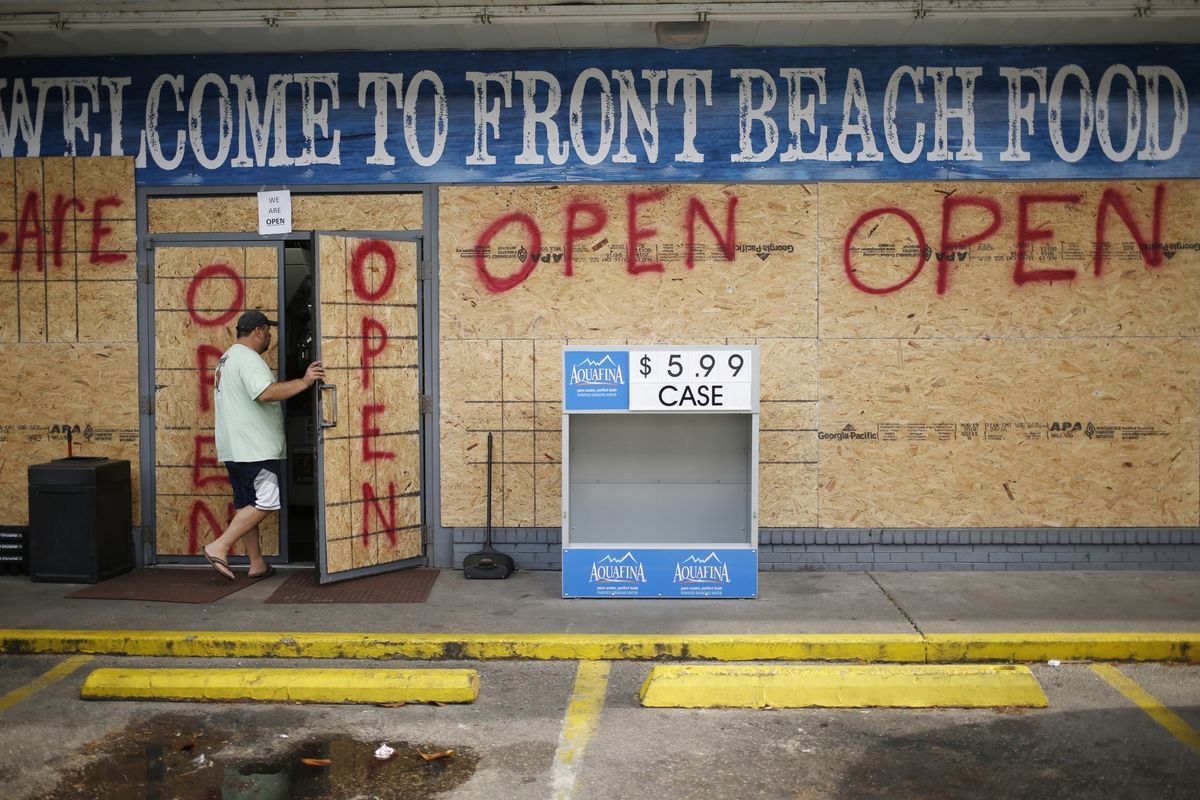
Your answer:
[319,383,338,428]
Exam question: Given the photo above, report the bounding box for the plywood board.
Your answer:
[0,343,140,526]
[760,463,818,528]
[820,180,1200,339]
[0,157,136,346]
[440,180,1200,530]
[73,157,136,214]
[438,184,818,527]
[0,282,16,344]
[153,245,280,556]
[317,236,422,575]
[154,494,279,560]
[818,338,1200,528]
[147,193,423,233]
[440,184,816,341]
[0,157,139,527]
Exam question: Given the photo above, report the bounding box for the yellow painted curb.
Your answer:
[639,664,1049,708]
[0,630,925,662]
[2,629,1196,662]
[924,633,1200,663]
[80,668,480,704]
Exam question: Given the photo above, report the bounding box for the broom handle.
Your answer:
[486,432,493,546]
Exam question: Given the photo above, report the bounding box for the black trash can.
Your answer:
[28,457,132,583]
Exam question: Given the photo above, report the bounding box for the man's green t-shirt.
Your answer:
[214,343,285,462]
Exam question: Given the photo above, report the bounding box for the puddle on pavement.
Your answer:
[36,714,478,799]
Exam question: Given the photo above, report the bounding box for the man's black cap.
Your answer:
[236,309,278,333]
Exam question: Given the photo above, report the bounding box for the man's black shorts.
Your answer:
[224,460,282,511]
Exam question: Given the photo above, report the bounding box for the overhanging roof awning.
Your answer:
[0,1,1198,56]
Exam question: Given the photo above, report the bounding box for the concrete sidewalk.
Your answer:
[1,569,1197,661]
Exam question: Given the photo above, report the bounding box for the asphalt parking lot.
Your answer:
[2,655,1197,799]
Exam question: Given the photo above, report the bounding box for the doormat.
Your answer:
[263,568,439,604]
[65,568,254,603]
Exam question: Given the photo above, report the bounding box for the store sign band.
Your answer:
[0,44,1193,184]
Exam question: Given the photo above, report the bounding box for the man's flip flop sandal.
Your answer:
[203,550,235,581]
[247,565,276,580]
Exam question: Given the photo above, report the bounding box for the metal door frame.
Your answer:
[141,236,291,565]
[136,183,445,570]
[312,231,428,583]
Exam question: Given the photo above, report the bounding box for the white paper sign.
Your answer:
[629,348,754,411]
[257,189,292,235]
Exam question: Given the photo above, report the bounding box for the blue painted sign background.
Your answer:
[563,350,629,411]
[0,44,1194,185]
[562,548,758,598]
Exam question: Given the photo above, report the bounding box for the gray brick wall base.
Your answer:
[450,528,1200,572]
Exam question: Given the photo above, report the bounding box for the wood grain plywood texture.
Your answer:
[439,184,818,527]
[439,337,499,526]
[147,193,423,234]
[0,157,139,526]
[0,343,140,526]
[439,180,1200,530]
[819,338,1200,528]
[153,245,280,556]
[440,183,816,340]
[0,158,123,343]
[317,228,351,498]
[0,158,137,345]
[820,180,1200,339]
[153,495,280,560]
[317,236,423,573]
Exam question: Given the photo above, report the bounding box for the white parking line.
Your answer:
[551,661,611,800]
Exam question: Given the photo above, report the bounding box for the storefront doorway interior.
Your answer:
[283,240,317,564]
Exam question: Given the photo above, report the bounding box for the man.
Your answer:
[203,309,324,580]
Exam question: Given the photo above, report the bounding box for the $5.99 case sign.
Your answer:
[563,346,757,412]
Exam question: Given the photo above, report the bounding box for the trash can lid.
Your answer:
[28,457,131,486]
